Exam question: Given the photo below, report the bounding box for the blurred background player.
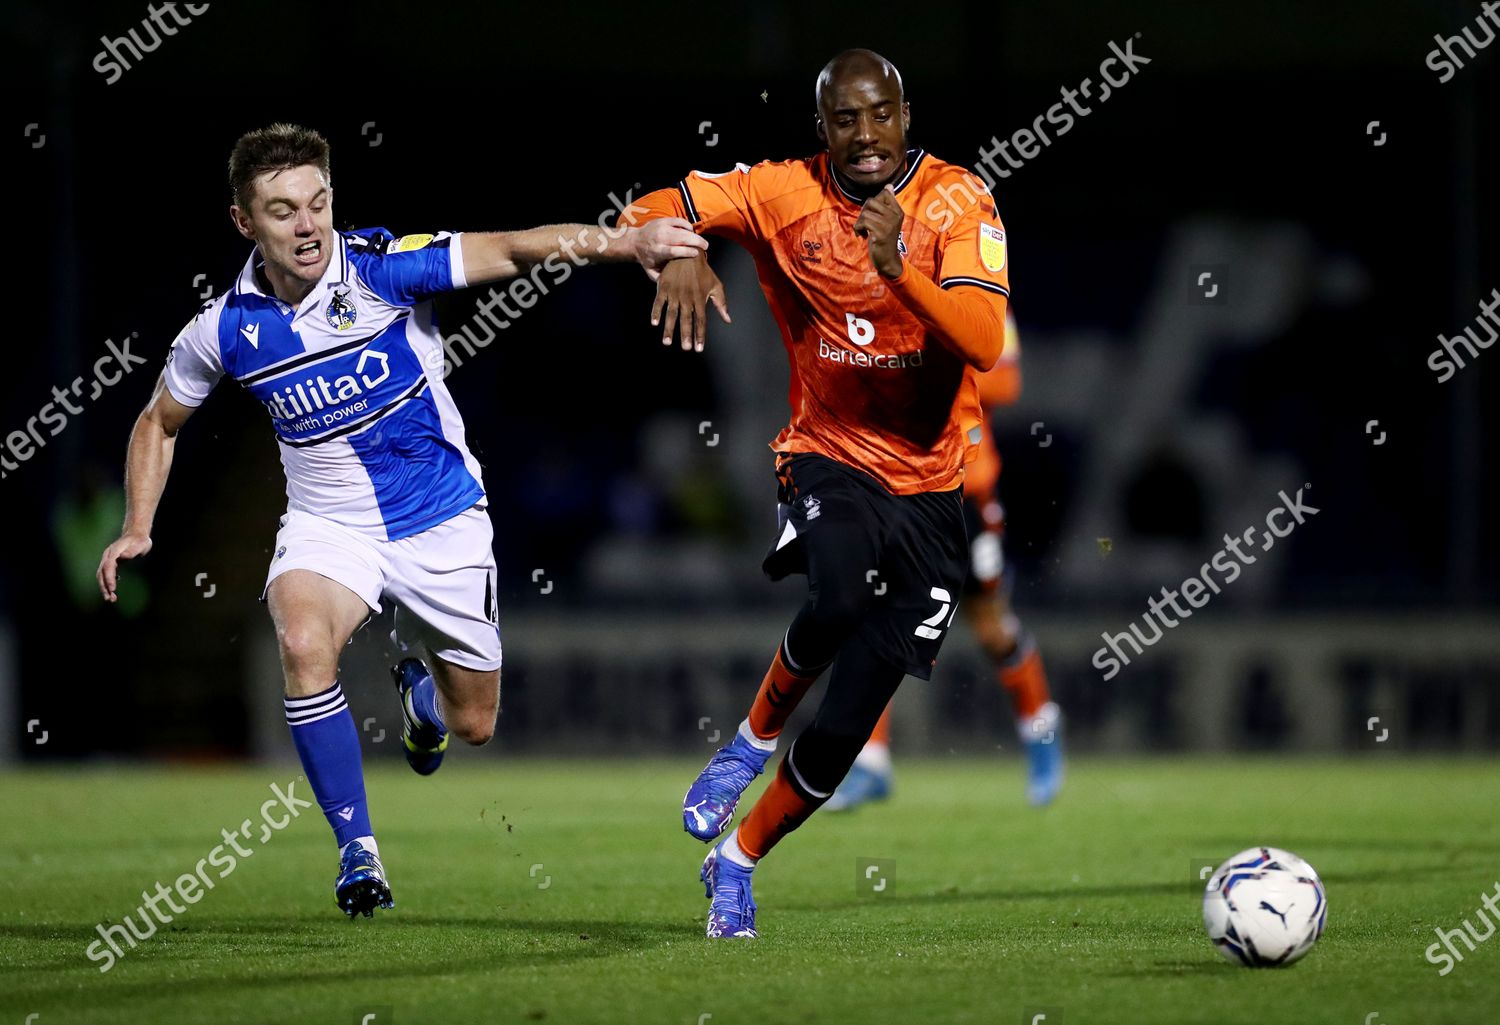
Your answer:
[826,311,1065,812]
[95,123,703,919]
[630,49,1011,938]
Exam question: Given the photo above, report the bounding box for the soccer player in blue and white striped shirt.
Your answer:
[95,123,702,917]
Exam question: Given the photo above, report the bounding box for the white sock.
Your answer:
[738,718,777,753]
[342,834,380,860]
[1017,701,1061,742]
[853,741,892,776]
[719,830,757,869]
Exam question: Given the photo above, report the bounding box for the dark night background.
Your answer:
[2,0,1495,760]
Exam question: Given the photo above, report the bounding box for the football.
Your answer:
[1203,846,1327,967]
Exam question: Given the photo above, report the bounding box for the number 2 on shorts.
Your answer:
[915,586,957,640]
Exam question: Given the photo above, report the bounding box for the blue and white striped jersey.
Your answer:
[164,228,484,540]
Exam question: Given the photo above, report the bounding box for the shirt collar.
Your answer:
[234,231,350,303]
[829,148,926,205]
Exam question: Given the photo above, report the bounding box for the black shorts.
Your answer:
[762,453,969,680]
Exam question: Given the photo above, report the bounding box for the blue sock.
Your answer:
[285,682,373,848]
[410,666,445,731]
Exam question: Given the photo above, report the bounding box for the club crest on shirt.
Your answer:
[897,230,908,257]
[325,289,357,331]
[979,223,1006,273]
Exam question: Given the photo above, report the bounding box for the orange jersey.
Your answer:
[629,149,1010,495]
[964,312,1022,498]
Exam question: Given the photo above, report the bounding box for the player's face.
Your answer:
[818,71,910,194]
[230,164,333,288]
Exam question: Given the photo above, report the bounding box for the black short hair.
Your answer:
[229,123,331,210]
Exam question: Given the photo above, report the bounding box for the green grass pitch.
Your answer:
[3,758,1498,1024]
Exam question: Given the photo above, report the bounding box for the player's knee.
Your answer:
[979,626,1017,663]
[451,711,495,746]
[973,611,1019,662]
[277,625,337,683]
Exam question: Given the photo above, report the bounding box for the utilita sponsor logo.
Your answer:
[261,350,391,426]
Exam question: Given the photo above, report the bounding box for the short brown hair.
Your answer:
[229,123,331,209]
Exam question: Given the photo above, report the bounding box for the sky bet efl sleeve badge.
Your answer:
[979,222,1007,273]
[389,233,434,253]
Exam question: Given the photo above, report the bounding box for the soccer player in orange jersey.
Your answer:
[826,312,1065,813]
[626,49,1011,938]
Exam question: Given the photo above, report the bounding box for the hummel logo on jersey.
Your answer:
[338,807,354,822]
[241,323,260,349]
[803,495,821,520]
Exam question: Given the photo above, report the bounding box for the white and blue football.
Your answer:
[1203,846,1327,966]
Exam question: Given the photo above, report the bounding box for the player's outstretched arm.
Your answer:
[459,219,706,287]
[651,253,732,352]
[97,374,195,603]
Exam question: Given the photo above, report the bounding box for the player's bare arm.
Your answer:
[651,253,732,352]
[97,373,195,602]
[459,218,706,286]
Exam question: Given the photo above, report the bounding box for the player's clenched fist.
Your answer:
[852,185,905,279]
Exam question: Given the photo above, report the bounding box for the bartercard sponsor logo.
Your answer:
[817,338,925,369]
[818,312,925,368]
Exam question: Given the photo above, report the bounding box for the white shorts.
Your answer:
[265,504,502,671]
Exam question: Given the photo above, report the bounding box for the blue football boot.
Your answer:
[823,762,893,813]
[335,840,394,919]
[701,841,758,939]
[1022,702,1064,807]
[392,657,448,776]
[682,732,773,841]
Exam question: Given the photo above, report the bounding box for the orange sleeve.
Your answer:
[976,313,1022,406]
[886,261,1008,370]
[619,186,688,226]
[935,178,1011,298]
[618,165,761,246]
